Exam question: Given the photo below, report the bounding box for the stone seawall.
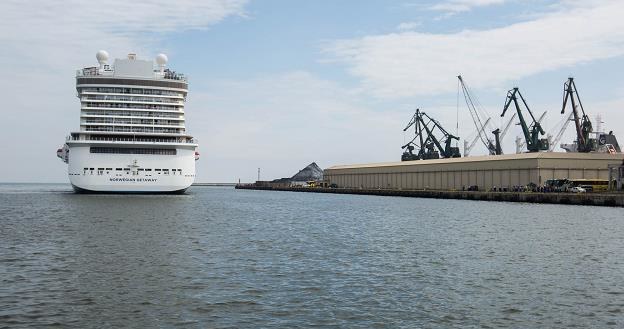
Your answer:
[234,185,624,207]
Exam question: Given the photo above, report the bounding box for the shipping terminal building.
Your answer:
[324,153,624,191]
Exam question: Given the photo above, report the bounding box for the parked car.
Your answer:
[569,186,586,193]
[579,184,593,192]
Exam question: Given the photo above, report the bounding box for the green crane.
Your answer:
[401,109,461,161]
[561,77,593,152]
[501,88,549,152]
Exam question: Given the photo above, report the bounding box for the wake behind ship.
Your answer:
[57,51,199,193]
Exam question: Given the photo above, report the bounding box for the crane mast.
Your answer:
[502,88,548,152]
[491,112,517,155]
[516,111,547,152]
[561,77,593,152]
[458,76,497,155]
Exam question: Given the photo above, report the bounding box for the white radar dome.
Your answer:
[156,53,168,65]
[96,50,109,63]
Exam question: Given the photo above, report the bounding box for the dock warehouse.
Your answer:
[324,153,624,190]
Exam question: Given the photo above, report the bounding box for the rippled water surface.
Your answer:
[1,183,623,328]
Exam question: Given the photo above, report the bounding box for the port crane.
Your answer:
[401,109,461,161]
[502,88,549,152]
[515,111,547,153]
[561,77,593,152]
[458,76,497,155]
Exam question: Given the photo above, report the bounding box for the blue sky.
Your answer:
[1,0,623,183]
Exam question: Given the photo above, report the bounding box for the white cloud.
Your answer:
[0,0,247,70]
[430,0,506,13]
[397,21,422,31]
[326,0,624,98]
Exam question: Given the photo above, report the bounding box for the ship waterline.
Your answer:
[58,51,198,193]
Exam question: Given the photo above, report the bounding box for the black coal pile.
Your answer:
[270,162,323,184]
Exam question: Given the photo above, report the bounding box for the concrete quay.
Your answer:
[235,185,624,207]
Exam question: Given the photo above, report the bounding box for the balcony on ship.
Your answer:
[81,111,183,119]
[66,133,198,146]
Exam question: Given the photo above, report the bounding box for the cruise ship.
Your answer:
[57,51,199,193]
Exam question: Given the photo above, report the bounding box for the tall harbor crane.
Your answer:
[458,76,497,155]
[401,109,461,161]
[561,77,593,152]
[502,88,549,152]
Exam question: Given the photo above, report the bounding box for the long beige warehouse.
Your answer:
[324,153,624,190]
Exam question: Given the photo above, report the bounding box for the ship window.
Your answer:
[98,168,104,170]
[106,168,112,171]
[155,169,161,171]
[116,168,122,171]
[138,168,144,171]
[89,147,176,155]
[84,167,88,170]
[124,168,130,171]
[145,169,152,171]
[90,168,94,170]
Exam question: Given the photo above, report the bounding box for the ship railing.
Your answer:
[67,135,197,144]
[83,119,185,127]
[81,104,182,111]
[82,96,183,104]
[82,111,182,118]
[84,127,183,133]
[80,88,181,96]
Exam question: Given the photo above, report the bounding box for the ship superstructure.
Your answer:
[57,51,199,193]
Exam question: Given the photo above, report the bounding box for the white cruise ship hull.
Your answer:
[66,144,196,193]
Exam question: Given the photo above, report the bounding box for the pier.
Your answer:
[235,185,624,207]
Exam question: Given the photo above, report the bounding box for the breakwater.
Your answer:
[235,185,624,207]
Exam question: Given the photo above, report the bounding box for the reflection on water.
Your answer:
[1,184,623,328]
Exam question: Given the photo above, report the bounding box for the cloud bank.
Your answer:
[0,0,247,69]
[326,0,624,98]
[430,0,506,13]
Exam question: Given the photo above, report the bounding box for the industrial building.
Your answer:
[324,153,624,190]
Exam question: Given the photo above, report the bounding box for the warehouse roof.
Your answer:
[325,152,624,170]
